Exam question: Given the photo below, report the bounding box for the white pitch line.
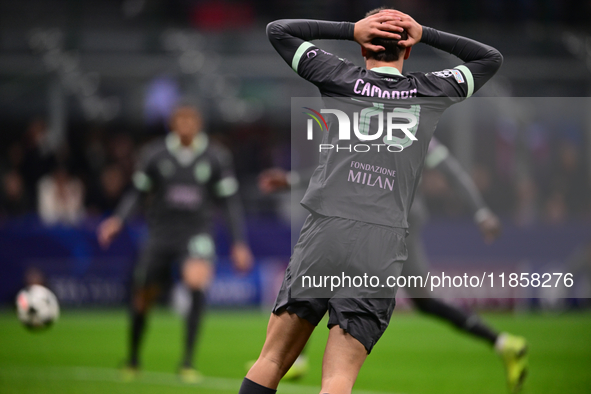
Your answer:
[0,366,407,394]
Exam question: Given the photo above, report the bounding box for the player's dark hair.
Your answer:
[170,104,201,123]
[364,7,408,62]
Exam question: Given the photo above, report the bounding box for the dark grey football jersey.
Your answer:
[132,133,239,241]
[267,19,501,229]
[295,48,472,228]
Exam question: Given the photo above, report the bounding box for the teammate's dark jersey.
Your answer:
[115,132,245,243]
[267,19,502,228]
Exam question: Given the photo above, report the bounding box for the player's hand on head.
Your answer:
[354,12,404,52]
[231,241,254,273]
[258,168,290,194]
[379,10,422,48]
[97,216,123,249]
[477,212,502,244]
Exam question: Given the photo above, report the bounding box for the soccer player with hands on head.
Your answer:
[242,7,523,394]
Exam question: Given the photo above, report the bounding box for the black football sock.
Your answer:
[129,309,146,367]
[182,289,206,368]
[239,378,277,394]
[412,297,498,345]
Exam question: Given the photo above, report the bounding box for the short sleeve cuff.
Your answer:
[215,177,239,197]
[132,171,152,192]
[454,65,474,98]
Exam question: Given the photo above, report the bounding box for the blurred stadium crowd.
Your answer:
[0,118,134,223]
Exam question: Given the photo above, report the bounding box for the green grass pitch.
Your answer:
[0,309,589,394]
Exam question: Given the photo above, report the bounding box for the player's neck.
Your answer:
[365,59,404,74]
[179,133,198,147]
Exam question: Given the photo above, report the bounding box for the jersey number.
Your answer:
[357,103,421,149]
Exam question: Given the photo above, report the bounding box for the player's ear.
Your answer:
[403,46,411,60]
[361,47,367,59]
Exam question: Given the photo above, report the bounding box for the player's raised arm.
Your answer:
[266,15,402,80]
[385,10,502,97]
[420,26,503,95]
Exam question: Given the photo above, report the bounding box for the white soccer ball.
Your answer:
[16,285,60,329]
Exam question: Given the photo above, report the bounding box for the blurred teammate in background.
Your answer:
[258,137,528,392]
[97,105,253,382]
[241,7,506,394]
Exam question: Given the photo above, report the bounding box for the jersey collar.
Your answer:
[369,66,403,76]
[166,132,208,162]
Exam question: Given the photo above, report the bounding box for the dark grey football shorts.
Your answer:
[133,232,216,288]
[273,211,408,353]
[397,225,432,298]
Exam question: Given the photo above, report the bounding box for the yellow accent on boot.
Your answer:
[283,355,309,381]
[497,334,528,393]
[179,367,203,384]
[121,365,139,382]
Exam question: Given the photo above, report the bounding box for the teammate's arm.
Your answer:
[266,14,402,82]
[258,167,316,194]
[258,168,291,194]
[97,151,154,249]
[425,140,501,243]
[97,191,147,248]
[218,191,247,245]
[221,195,253,272]
[212,149,253,272]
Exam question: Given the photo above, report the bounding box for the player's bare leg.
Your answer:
[180,258,213,382]
[183,258,213,290]
[320,325,368,394]
[244,310,315,389]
